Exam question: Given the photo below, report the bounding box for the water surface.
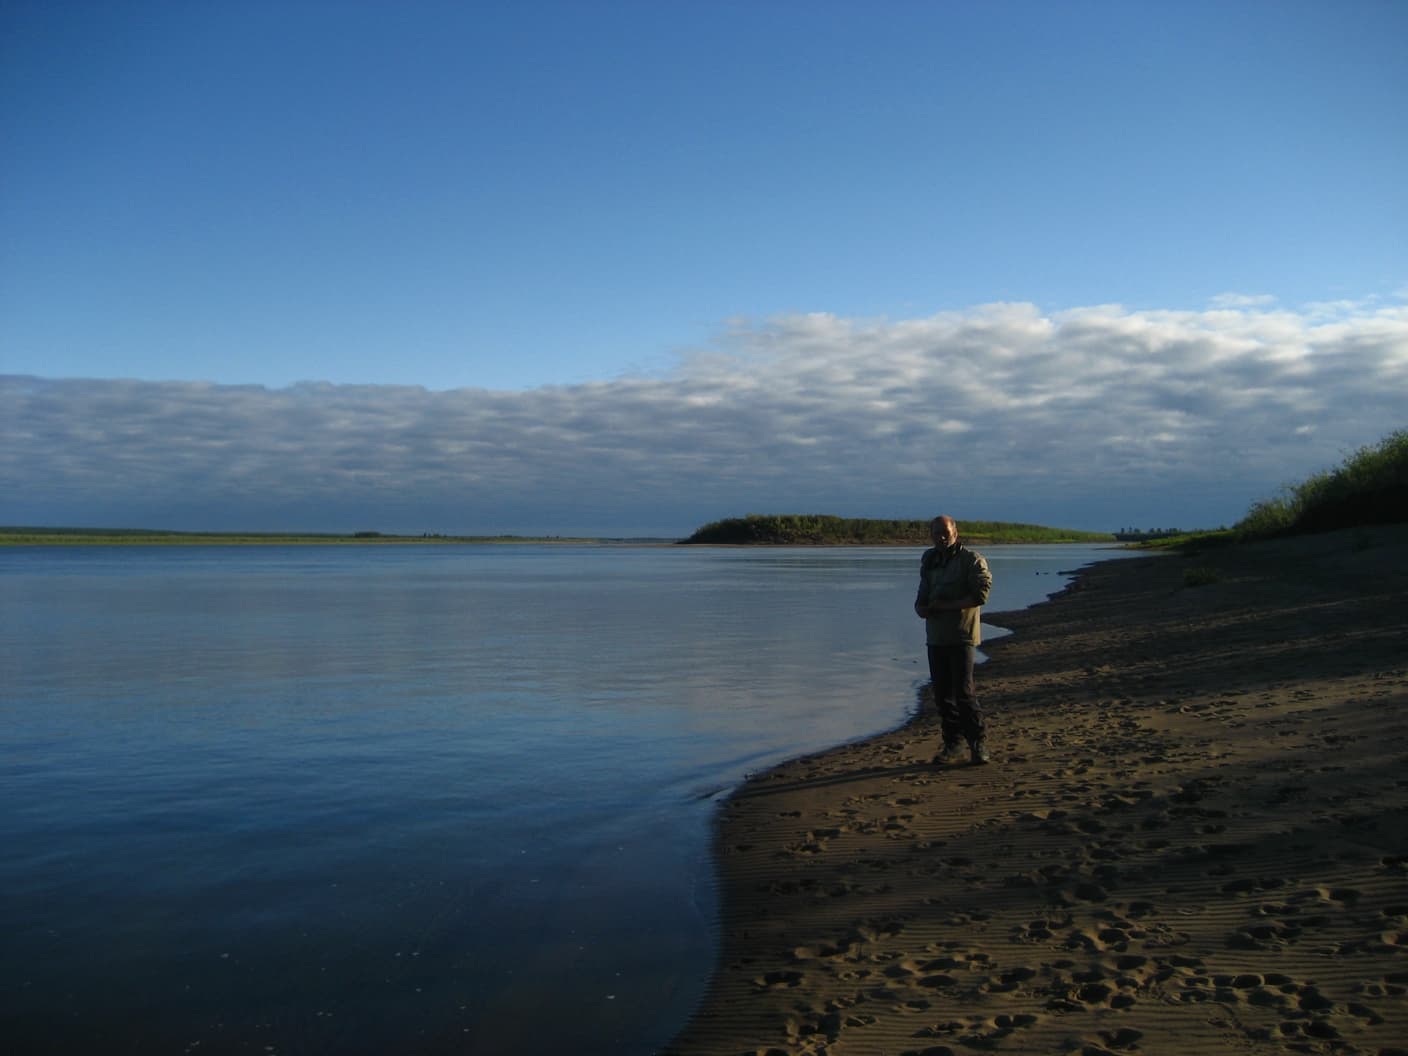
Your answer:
[0,543,1127,1053]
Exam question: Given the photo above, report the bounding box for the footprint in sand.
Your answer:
[1068,1026,1143,1054]
[752,969,805,990]
[1275,1018,1344,1043]
[776,993,888,1049]
[784,827,844,855]
[883,813,918,836]
[1356,970,1408,998]
[1034,961,1145,1013]
[1010,912,1073,944]
[853,918,907,944]
[911,1011,1042,1050]
[1226,920,1303,951]
[982,965,1038,993]
[791,938,857,962]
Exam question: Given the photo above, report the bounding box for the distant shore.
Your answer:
[666,524,1408,1055]
[0,529,662,546]
[0,528,1119,548]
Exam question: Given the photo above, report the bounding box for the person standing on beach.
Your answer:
[915,515,994,765]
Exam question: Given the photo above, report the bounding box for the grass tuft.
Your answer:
[1182,567,1221,587]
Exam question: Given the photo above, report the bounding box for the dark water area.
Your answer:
[0,543,1130,1054]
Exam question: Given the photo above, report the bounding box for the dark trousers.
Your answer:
[927,643,984,746]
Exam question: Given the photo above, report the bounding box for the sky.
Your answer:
[2,0,1405,536]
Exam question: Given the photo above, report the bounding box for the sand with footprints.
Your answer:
[666,524,1408,1056]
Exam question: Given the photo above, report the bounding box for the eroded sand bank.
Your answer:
[666,525,1408,1056]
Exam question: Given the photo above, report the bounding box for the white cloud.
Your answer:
[1209,292,1277,309]
[2,299,1405,535]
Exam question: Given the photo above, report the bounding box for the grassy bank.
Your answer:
[1138,427,1408,554]
[1236,427,1407,539]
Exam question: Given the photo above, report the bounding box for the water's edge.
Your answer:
[663,550,1135,1051]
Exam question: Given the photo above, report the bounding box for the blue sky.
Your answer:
[2,0,1405,535]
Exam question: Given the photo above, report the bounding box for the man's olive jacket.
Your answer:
[916,543,993,646]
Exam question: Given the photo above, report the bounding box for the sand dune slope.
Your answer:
[666,525,1408,1056]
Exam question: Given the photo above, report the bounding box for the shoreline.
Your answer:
[665,525,1408,1055]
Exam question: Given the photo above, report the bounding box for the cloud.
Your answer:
[3,299,1405,535]
[1209,292,1277,309]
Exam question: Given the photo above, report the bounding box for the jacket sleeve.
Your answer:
[915,550,932,606]
[968,553,993,606]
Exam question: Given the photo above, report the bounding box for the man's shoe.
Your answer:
[969,740,990,765]
[934,741,965,765]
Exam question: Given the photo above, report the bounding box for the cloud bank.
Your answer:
[4,300,1405,536]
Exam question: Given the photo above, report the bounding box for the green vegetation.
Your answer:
[1141,428,1408,553]
[1134,529,1237,551]
[679,514,1114,546]
[1113,528,1187,542]
[0,527,603,546]
[1182,566,1222,587]
[1234,428,1408,541]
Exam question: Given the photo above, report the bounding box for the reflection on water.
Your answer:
[0,543,1130,1054]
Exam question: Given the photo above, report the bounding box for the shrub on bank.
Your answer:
[1236,429,1408,540]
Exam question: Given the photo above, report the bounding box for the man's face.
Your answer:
[931,519,957,548]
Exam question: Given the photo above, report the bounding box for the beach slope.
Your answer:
[666,525,1408,1056]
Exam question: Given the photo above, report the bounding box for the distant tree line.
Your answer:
[679,514,1114,546]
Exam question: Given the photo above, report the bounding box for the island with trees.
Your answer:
[678,515,1114,546]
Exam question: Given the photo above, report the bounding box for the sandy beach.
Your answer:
[666,525,1408,1056]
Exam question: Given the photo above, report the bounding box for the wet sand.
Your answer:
[665,525,1408,1056]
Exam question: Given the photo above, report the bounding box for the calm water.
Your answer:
[0,543,1126,1054]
